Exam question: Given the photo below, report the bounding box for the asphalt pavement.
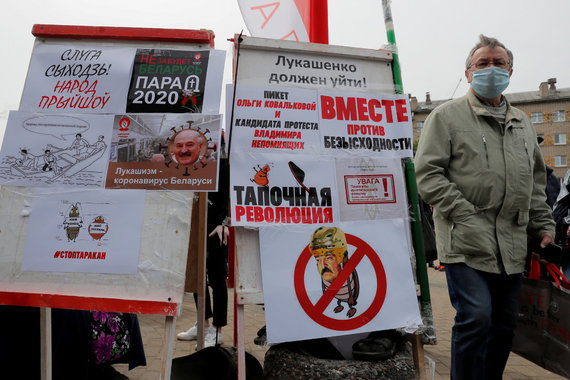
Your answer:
[114,265,566,380]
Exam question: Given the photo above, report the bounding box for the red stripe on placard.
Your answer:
[0,291,179,316]
[32,24,215,47]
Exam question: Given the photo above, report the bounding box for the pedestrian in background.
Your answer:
[553,169,570,277]
[178,139,229,348]
[537,136,560,209]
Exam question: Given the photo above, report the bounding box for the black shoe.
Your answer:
[352,330,401,362]
[89,365,129,380]
[254,325,267,346]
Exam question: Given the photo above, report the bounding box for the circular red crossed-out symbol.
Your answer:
[294,233,387,331]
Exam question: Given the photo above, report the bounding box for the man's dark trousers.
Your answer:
[445,263,522,380]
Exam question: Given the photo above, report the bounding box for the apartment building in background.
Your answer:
[411,78,570,180]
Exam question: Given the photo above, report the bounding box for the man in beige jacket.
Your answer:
[415,34,555,380]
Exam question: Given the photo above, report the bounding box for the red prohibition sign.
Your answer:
[294,234,387,331]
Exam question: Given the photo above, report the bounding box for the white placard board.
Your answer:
[259,220,422,343]
[228,84,413,158]
[335,157,409,222]
[19,44,136,114]
[230,151,339,227]
[20,40,225,115]
[105,113,223,191]
[21,189,146,274]
[0,186,192,310]
[1,27,221,315]
[231,37,406,305]
[234,36,394,93]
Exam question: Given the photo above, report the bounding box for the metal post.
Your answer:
[382,1,437,367]
[382,0,432,309]
[381,0,403,94]
[405,160,431,305]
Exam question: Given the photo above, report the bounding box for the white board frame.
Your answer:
[0,25,222,380]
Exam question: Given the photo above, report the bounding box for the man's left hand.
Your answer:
[539,232,555,248]
[209,225,229,246]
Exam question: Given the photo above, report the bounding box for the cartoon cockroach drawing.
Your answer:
[63,203,83,242]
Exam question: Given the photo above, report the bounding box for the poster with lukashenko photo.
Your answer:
[105,113,222,191]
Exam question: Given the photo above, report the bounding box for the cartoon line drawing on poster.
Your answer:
[88,215,109,246]
[63,202,110,245]
[259,221,422,344]
[0,112,113,188]
[106,113,222,190]
[309,226,360,318]
[6,133,106,181]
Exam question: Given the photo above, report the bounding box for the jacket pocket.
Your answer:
[517,209,529,226]
[510,127,533,181]
[450,212,494,255]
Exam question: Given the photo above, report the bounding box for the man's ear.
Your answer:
[465,69,472,83]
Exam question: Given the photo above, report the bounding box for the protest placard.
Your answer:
[0,111,113,188]
[22,189,145,274]
[20,44,136,114]
[335,156,408,221]
[230,151,339,226]
[20,42,225,115]
[229,86,413,158]
[105,113,222,190]
[126,48,225,114]
[259,220,421,343]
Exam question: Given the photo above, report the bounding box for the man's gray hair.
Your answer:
[465,34,513,69]
[175,129,204,145]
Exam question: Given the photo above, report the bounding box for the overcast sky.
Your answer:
[2,0,569,124]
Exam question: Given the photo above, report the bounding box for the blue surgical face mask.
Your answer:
[471,66,510,99]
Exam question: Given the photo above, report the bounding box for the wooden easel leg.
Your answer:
[160,316,177,380]
[411,333,427,380]
[196,192,208,351]
[236,303,246,380]
[196,294,206,350]
[40,307,52,380]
